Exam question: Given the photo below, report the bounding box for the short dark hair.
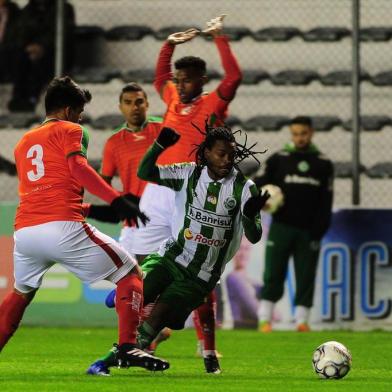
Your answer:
[290,116,313,128]
[174,56,206,74]
[119,82,147,102]
[45,76,91,114]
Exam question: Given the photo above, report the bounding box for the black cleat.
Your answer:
[117,344,170,371]
[204,355,221,374]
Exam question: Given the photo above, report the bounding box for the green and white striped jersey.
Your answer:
[155,163,260,286]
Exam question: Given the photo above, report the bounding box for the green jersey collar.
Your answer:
[284,142,319,154]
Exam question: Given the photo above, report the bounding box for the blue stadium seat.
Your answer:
[252,27,301,41]
[241,69,270,85]
[0,113,41,129]
[91,114,124,130]
[366,162,392,178]
[243,115,291,131]
[122,69,155,84]
[105,25,154,41]
[371,71,392,86]
[271,70,319,85]
[320,70,370,86]
[343,115,391,131]
[302,27,351,42]
[72,67,121,83]
[154,25,201,40]
[360,27,392,42]
[311,116,342,131]
[334,161,366,178]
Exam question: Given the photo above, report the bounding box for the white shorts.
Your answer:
[13,221,137,293]
[125,183,175,255]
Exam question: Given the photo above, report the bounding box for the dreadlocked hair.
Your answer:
[190,117,266,178]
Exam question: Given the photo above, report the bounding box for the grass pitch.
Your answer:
[0,327,391,391]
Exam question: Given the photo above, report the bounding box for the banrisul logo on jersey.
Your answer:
[183,228,226,247]
[187,205,232,229]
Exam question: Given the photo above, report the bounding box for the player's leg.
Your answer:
[53,221,169,373]
[292,231,320,332]
[259,222,294,332]
[0,224,57,351]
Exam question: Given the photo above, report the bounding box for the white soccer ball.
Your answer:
[261,184,284,214]
[312,341,352,379]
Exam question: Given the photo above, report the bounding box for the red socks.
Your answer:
[0,291,30,352]
[195,291,216,352]
[115,274,143,345]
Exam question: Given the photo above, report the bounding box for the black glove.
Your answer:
[243,190,270,219]
[88,193,141,224]
[156,127,180,149]
[110,195,149,226]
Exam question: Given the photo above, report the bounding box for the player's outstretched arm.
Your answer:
[137,127,180,182]
[242,189,270,243]
[68,155,149,225]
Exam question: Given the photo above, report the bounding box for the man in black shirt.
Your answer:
[254,116,334,332]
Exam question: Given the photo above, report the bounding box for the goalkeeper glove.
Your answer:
[156,127,181,149]
[110,194,148,226]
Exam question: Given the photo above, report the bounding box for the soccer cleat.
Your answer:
[259,321,272,333]
[297,323,311,332]
[203,355,221,374]
[116,344,170,371]
[105,289,116,308]
[86,360,110,376]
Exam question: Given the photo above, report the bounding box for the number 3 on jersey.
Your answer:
[27,144,45,181]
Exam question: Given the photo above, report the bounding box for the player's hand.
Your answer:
[202,14,227,37]
[88,204,122,223]
[156,127,181,149]
[110,195,150,226]
[243,190,271,219]
[167,28,200,45]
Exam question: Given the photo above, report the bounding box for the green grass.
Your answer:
[0,327,391,391]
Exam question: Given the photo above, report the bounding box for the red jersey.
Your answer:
[101,116,162,197]
[154,35,242,166]
[14,119,89,230]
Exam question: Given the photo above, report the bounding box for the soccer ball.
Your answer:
[312,341,352,379]
[260,184,284,214]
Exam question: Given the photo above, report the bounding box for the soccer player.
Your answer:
[254,116,334,333]
[0,76,169,373]
[135,125,268,374]
[131,14,242,366]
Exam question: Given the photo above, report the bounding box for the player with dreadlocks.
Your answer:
[86,124,269,374]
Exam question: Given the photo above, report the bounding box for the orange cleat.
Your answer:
[296,323,311,332]
[259,321,272,333]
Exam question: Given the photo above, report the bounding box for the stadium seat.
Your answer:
[241,69,270,85]
[302,27,351,42]
[154,25,201,40]
[371,71,392,86]
[320,70,370,86]
[224,115,244,128]
[105,25,154,41]
[311,116,342,131]
[237,159,260,177]
[333,161,366,178]
[243,115,291,131]
[360,27,392,41]
[366,162,392,178]
[72,67,121,83]
[89,159,102,171]
[0,113,41,129]
[91,114,124,130]
[202,26,252,41]
[343,115,391,131]
[75,25,105,40]
[270,70,319,85]
[206,69,222,80]
[122,69,155,84]
[252,27,301,41]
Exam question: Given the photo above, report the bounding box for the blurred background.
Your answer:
[1,0,392,207]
